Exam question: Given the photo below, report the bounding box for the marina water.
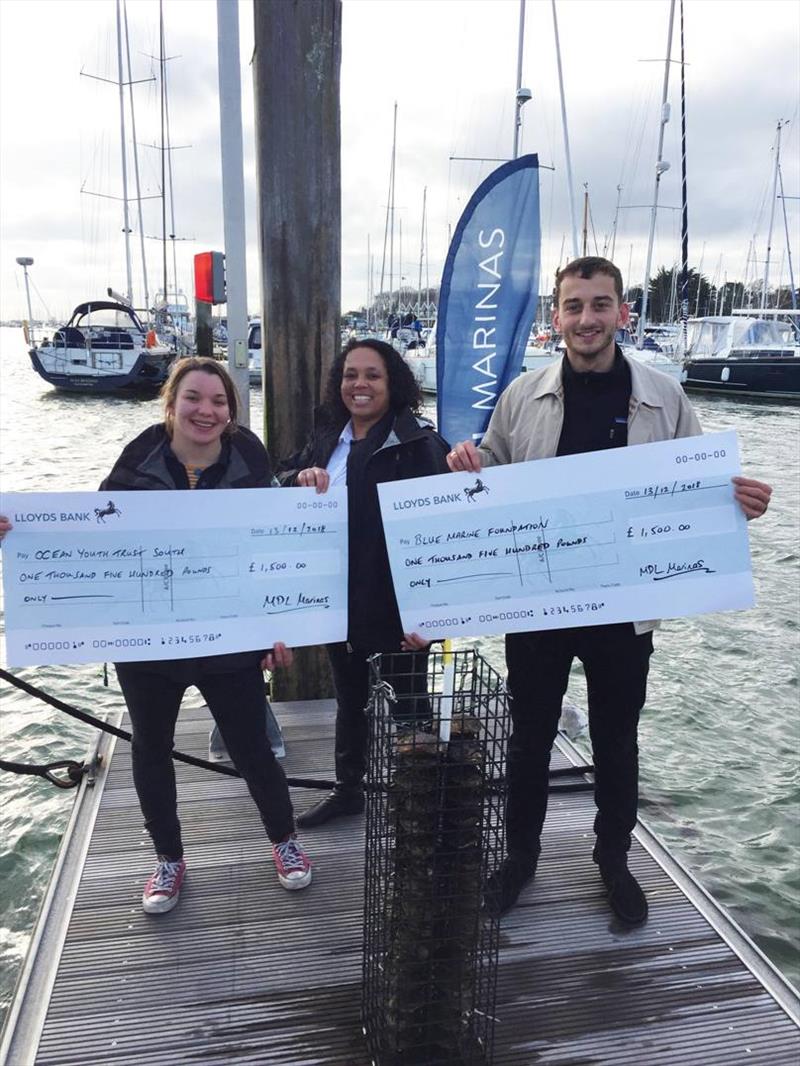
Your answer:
[0,326,798,1021]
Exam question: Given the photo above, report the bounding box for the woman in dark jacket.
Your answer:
[279,337,450,828]
[102,357,311,913]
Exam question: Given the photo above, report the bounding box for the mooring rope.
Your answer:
[0,667,594,794]
[0,667,336,791]
[0,757,85,789]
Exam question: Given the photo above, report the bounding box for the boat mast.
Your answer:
[163,28,180,304]
[122,0,149,314]
[581,184,589,256]
[761,120,785,312]
[379,102,397,322]
[609,184,622,262]
[512,0,526,159]
[159,2,168,302]
[776,125,797,310]
[694,240,706,316]
[638,0,676,347]
[366,232,371,329]
[417,186,427,314]
[551,0,579,258]
[115,0,133,304]
[678,0,689,348]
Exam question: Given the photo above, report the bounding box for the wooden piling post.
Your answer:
[253,0,342,699]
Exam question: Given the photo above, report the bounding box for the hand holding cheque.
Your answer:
[0,432,770,665]
[447,438,772,520]
[380,431,763,641]
[0,486,348,666]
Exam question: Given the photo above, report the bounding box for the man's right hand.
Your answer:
[446,442,483,473]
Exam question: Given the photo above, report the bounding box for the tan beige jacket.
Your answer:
[478,353,703,634]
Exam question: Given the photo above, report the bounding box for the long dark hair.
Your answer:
[320,337,423,426]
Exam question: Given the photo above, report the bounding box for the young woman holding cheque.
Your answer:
[1,358,312,914]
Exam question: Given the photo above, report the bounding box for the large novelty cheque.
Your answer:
[0,487,347,666]
[378,431,754,640]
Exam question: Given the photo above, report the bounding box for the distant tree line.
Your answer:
[343,269,797,329]
[629,266,798,322]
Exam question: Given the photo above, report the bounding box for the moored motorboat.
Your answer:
[681,315,800,400]
[28,300,176,395]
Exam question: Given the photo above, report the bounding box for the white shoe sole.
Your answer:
[142,890,181,914]
[277,868,312,891]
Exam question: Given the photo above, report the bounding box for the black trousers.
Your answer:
[326,643,431,790]
[504,623,654,862]
[116,662,295,859]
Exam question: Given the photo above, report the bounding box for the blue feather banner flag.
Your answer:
[436,154,541,445]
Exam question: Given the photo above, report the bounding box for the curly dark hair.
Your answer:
[320,337,423,425]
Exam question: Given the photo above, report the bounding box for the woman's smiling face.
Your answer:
[340,346,391,437]
[168,370,230,455]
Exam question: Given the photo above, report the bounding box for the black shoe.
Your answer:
[598,860,648,925]
[483,854,538,917]
[295,787,365,829]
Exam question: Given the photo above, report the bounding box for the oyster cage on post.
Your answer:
[362,648,509,1066]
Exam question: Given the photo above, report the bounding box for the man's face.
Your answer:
[552,272,629,371]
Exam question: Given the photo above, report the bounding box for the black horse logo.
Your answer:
[95,500,123,523]
[464,478,490,502]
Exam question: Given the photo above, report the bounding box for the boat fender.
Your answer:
[146,329,158,348]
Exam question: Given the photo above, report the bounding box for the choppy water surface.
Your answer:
[1,327,798,1021]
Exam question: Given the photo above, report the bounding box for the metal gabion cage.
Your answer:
[362,648,509,1066]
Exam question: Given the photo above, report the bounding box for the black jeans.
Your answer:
[116,661,295,859]
[326,643,431,790]
[504,623,654,862]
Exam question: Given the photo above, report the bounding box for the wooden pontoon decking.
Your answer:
[2,699,798,1065]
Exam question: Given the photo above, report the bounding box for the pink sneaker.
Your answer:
[272,835,312,890]
[142,857,186,914]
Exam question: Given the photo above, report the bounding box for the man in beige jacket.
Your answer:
[447,256,772,924]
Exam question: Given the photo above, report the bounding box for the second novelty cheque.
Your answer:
[378,431,755,640]
[0,487,347,666]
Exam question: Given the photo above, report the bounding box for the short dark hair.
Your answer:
[320,337,423,424]
[161,356,239,436]
[554,256,624,305]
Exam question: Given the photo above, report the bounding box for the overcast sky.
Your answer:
[1,0,798,322]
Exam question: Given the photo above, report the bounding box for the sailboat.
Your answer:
[26,0,179,396]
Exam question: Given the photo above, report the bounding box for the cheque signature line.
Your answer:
[50,595,115,601]
[436,571,516,585]
[263,605,330,614]
[32,593,241,608]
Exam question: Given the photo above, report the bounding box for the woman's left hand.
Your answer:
[400,632,431,652]
[297,467,330,493]
[732,476,772,520]
[261,642,294,671]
